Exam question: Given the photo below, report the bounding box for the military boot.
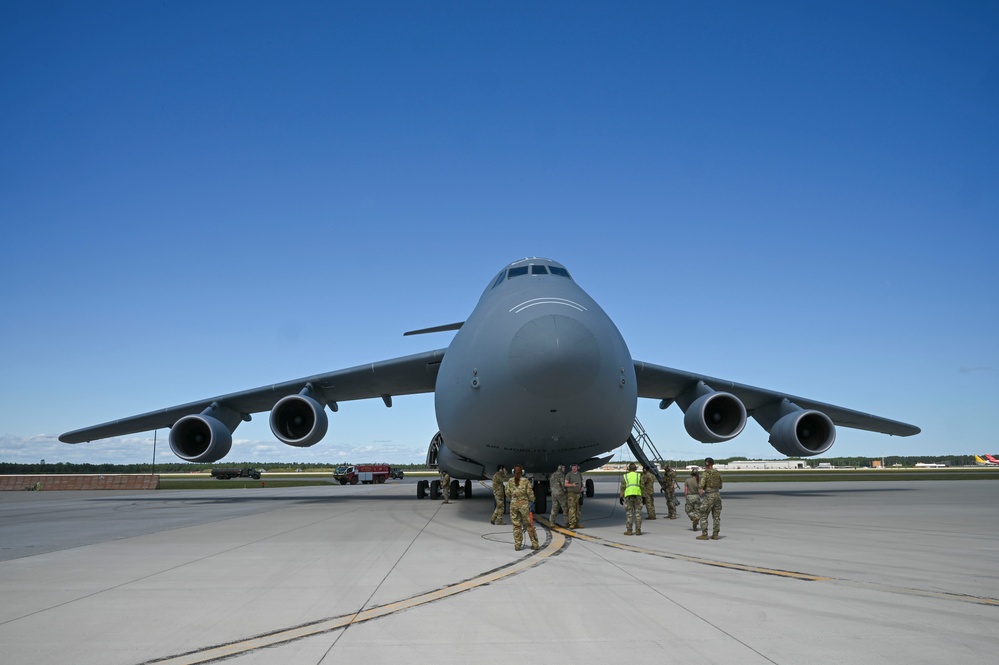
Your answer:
[623,530,633,536]
[710,533,720,540]
[635,528,642,536]
[696,534,709,540]
[692,519,699,530]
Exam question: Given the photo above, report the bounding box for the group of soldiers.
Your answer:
[480,462,585,551]
[619,457,723,539]
[495,462,583,550]
[440,456,723,551]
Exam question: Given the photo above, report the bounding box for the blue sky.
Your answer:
[1,2,996,466]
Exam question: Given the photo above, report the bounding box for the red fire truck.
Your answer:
[333,463,392,485]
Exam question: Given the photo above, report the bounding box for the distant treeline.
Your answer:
[0,455,986,475]
[671,455,984,468]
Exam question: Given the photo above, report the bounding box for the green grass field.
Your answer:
[156,477,333,490]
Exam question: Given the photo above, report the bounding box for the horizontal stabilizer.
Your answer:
[403,321,465,336]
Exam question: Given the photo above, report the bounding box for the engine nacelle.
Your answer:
[169,414,233,463]
[768,409,836,457]
[683,391,747,443]
[270,394,328,447]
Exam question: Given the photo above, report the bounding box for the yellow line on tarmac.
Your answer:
[543,519,999,605]
[538,518,829,581]
[146,527,567,665]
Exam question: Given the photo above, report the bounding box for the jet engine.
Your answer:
[768,409,836,457]
[682,389,748,443]
[169,414,233,463]
[270,390,328,447]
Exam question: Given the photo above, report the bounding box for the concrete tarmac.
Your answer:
[1,478,996,664]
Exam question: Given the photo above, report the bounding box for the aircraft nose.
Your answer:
[508,314,601,398]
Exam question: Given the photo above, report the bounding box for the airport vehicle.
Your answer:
[211,467,261,480]
[390,467,404,480]
[60,257,919,500]
[333,464,391,485]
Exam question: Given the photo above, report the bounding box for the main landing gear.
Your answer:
[532,480,548,515]
[417,478,472,499]
[530,475,593,515]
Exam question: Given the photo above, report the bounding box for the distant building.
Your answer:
[717,460,807,470]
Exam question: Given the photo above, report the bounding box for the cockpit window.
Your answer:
[498,263,571,284]
[549,266,571,278]
[507,266,529,278]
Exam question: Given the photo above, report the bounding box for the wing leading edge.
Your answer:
[59,349,447,444]
[633,359,919,437]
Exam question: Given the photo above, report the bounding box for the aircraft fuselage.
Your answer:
[434,258,637,475]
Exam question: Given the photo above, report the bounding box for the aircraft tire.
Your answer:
[533,481,547,515]
[464,479,472,497]
[417,479,427,499]
[430,479,440,500]
[585,478,594,497]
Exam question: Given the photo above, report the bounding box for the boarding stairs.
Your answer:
[626,418,667,485]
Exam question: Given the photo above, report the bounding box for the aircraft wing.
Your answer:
[60,349,447,443]
[633,359,920,436]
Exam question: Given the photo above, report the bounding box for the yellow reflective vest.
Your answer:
[623,471,642,497]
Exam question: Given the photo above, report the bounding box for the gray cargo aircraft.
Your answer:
[61,257,918,502]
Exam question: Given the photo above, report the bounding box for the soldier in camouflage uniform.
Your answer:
[563,463,584,529]
[697,458,723,540]
[662,462,678,519]
[440,470,451,504]
[684,469,701,530]
[620,463,643,535]
[506,465,538,551]
[641,466,657,520]
[490,465,508,525]
[548,464,567,525]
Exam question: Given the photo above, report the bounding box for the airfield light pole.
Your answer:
[152,430,157,476]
